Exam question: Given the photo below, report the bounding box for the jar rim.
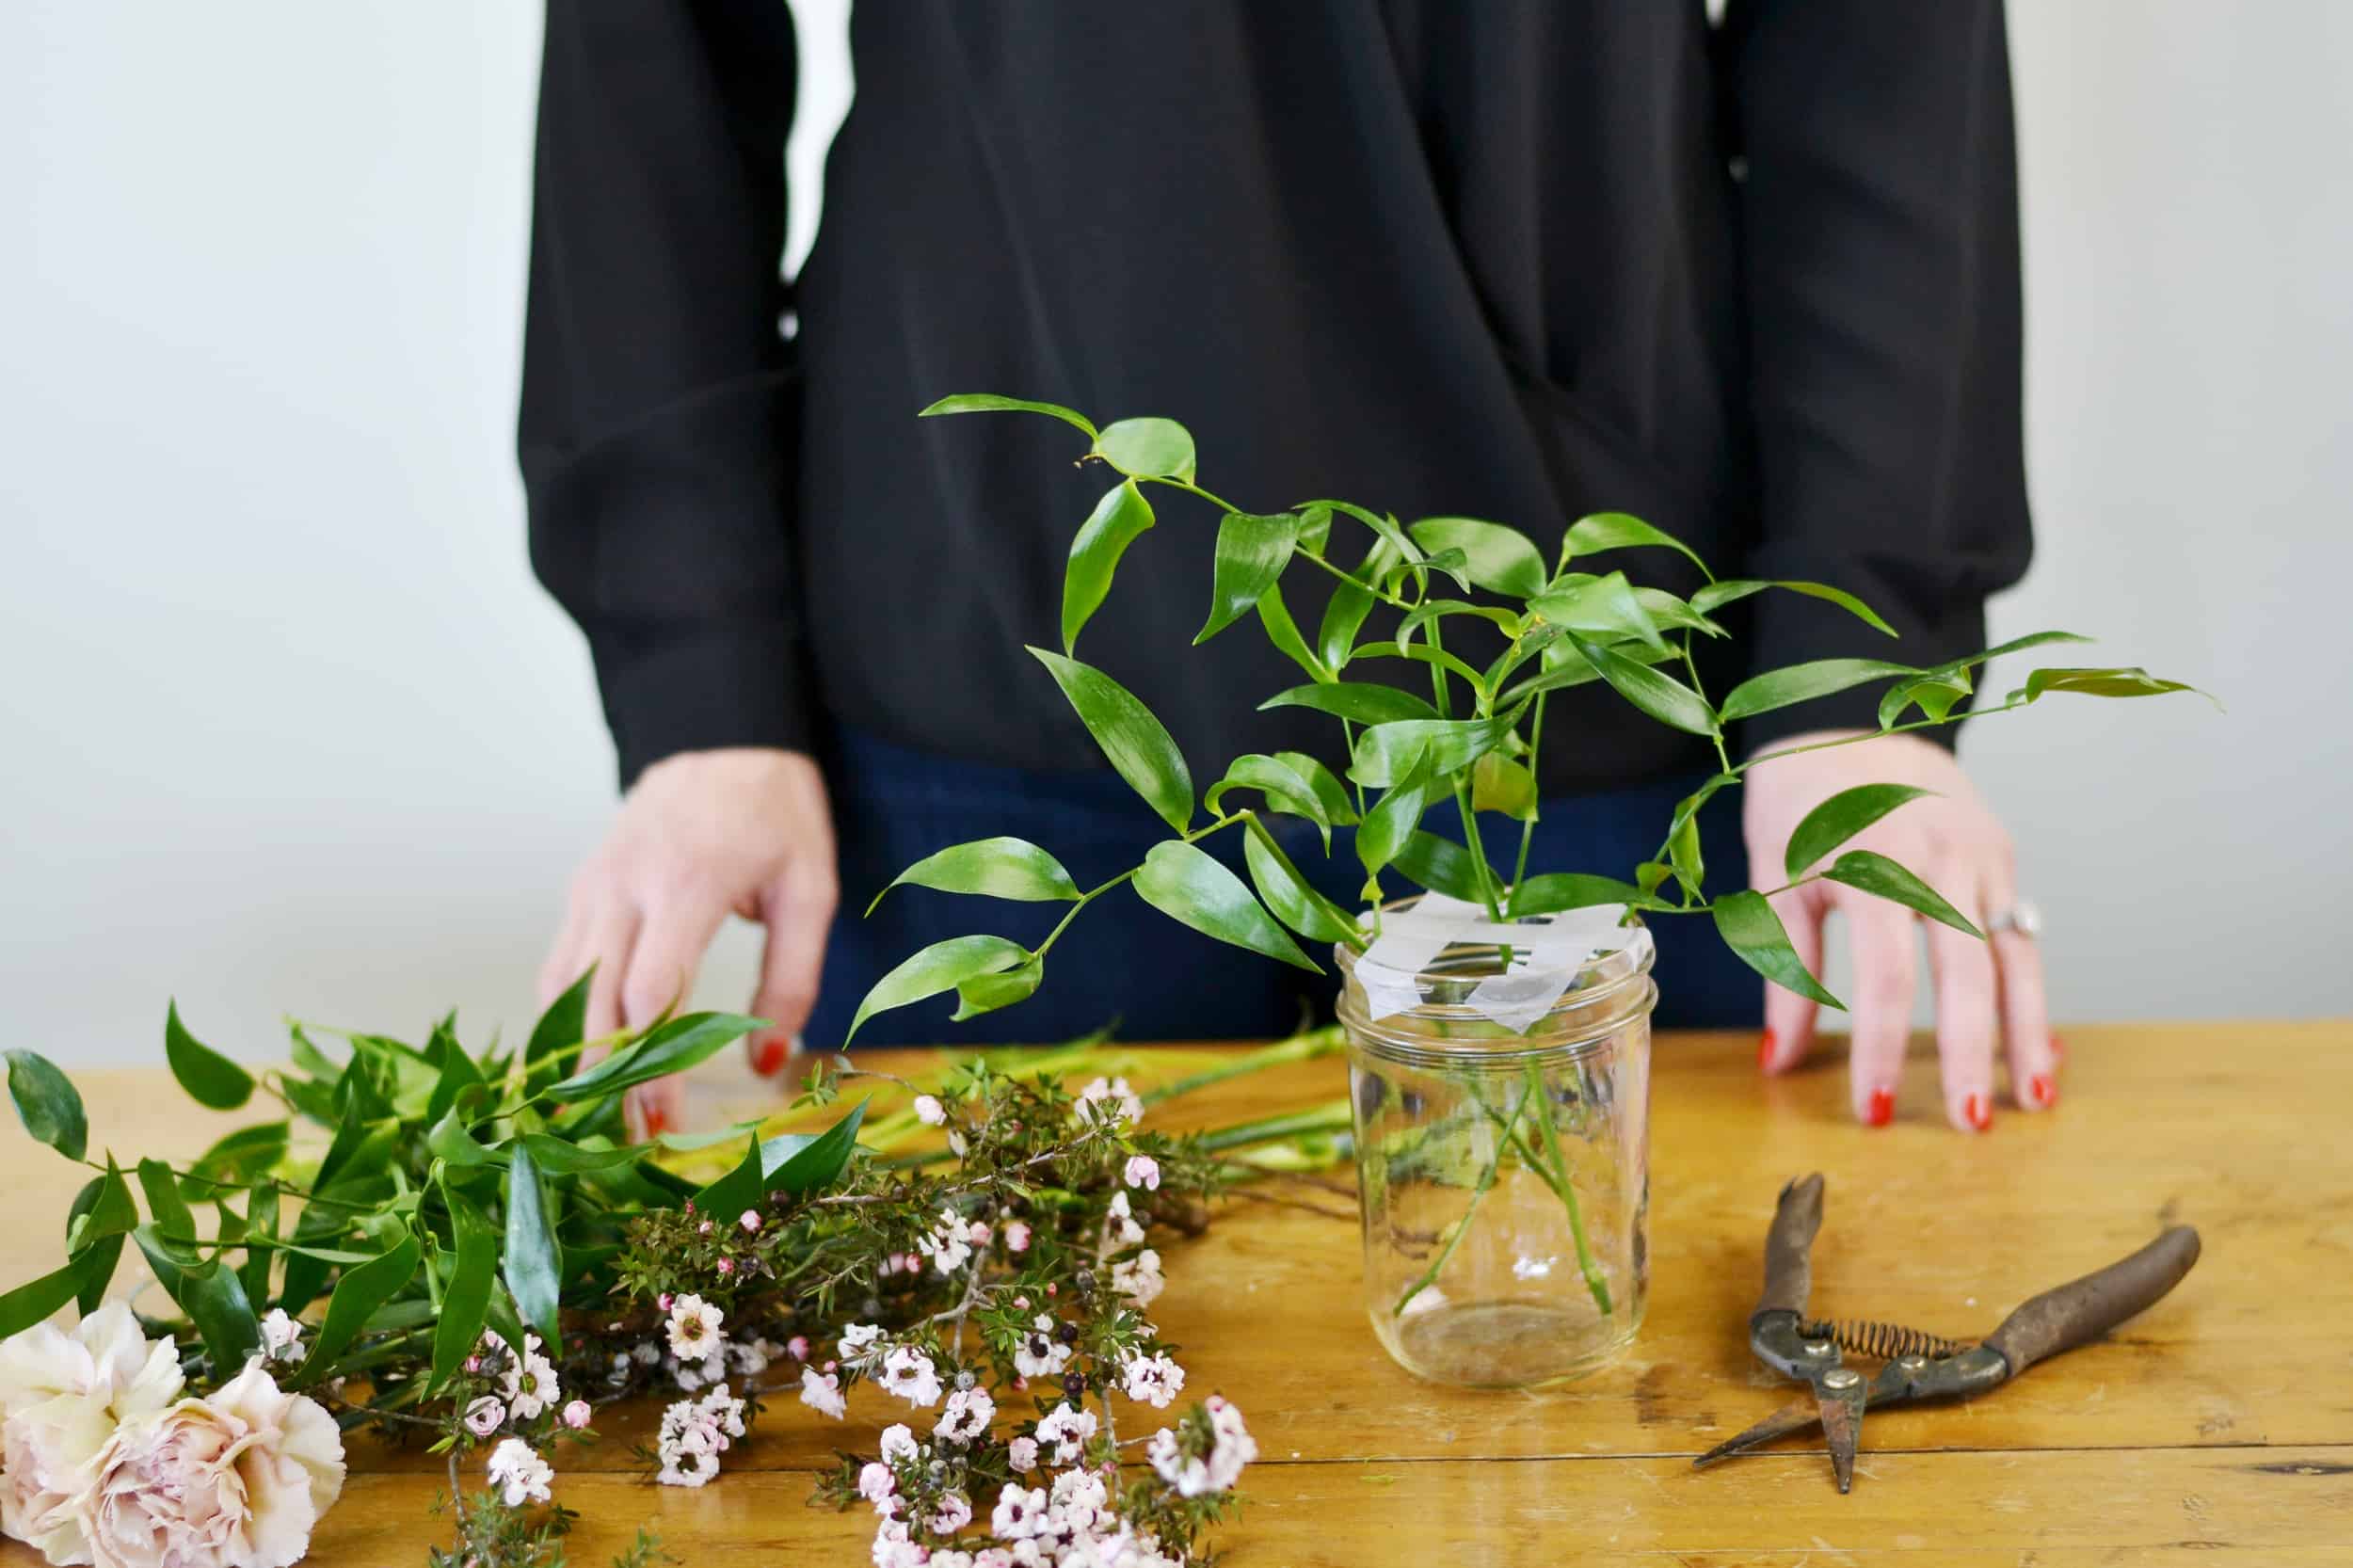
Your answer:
[1333,897,1657,1064]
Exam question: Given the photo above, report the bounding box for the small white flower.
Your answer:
[463,1396,505,1437]
[664,1294,726,1361]
[1112,1247,1165,1308]
[632,1340,663,1367]
[1003,1220,1032,1254]
[936,1385,994,1444]
[929,1491,973,1534]
[877,1346,942,1407]
[913,1095,946,1126]
[562,1400,592,1430]
[1013,1315,1071,1380]
[259,1308,304,1362]
[840,1322,885,1362]
[698,1382,748,1439]
[991,1482,1048,1540]
[1049,1467,1108,1529]
[486,1437,553,1508]
[1033,1400,1098,1465]
[917,1205,973,1275]
[1105,1192,1145,1248]
[1006,1434,1039,1473]
[799,1367,847,1420]
[1124,1156,1161,1191]
[502,1334,560,1420]
[739,1208,763,1234]
[1119,1350,1185,1409]
[968,1219,992,1246]
[1077,1077,1144,1128]
[872,1518,926,1568]
[878,1422,920,1463]
[856,1460,898,1512]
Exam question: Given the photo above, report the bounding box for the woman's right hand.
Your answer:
[537,746,838,1136]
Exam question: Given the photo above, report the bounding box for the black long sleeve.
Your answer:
[520,2,805,789]
[1720,0,2035,751]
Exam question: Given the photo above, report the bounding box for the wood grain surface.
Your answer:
[3,1021,2346,1565]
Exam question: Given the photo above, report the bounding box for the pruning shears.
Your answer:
[1695,1173,2201,1492]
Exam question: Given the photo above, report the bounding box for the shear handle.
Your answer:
[1982,1225,2201,1375]
[1756,1173,1826,1318]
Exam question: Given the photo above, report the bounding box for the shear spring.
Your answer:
[1800,1318,1970,1362]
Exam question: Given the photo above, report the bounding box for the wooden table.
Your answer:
[5,1022,2349,1566]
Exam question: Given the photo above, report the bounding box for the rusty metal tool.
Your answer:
[1693,1172,2201,1492]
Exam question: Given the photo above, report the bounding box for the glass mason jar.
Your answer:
[1337,914,1655,1387]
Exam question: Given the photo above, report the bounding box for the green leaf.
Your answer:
[526,968,592,1067]
[1205,755,1333,849]
[514,1133,647,1174]
[1028,647,1194,834]
[1405,518,1546,599]
[1978,630,2097,662]
[137,1157,196,1244]
[1878,670,1973,728]
[1529,571,1670,655]
[427,1102,503,1168]
[920,393,1096,439]
[1782,783,1938,880]
[0,1250,118,1339]
[868,837,1081,916]
[1398,599,1524,639]
[1197,511,1297,643]
[1348,717,1510,788]
[1269,751,1358,825]
[193,1121,289,1180]
[1718,658,1916,724]
[424,1032,485,1128]
[1390,832,1501,905]
[545,1011,763,1102]
[761,1099,867,1195]
[1317,536,1398,672]
[1260,681,1438,727]
[1568,634,1721,736]
[1241,821,1361,945]
[1690,578,1898,637]
[1634,587,1729,639]
[1822,850,1983,937]
[237,1185,278,1310]
[953,958,1044,1021]
[134,1228,261,1371]
[1668,808,1705,902]
[1415,546,1477,595]
[66,1158,139,1251]
[1511,874,1649,918]
[2018,667,2210,704]
[296,1229,421,1384]
[1355,745,1433,876]
[689,1135,769,1229]
[5,1051,86,1161]
[1353,640,1489,697]
[1497,635,1679,707]
[1562,512,1710,578]
[1063,481,1157,653]
[503,1144,561,1344]
[1093,417,1195,481]
[430,1191,496,1390]
[164,1001,253,1111]
[1469,752,1537,822]
[1293,504,1333,559]
[1711,891,1843,1009]
[847,936,1031,1043]
[1253,582,1330,682]
[1134,840,1321,973]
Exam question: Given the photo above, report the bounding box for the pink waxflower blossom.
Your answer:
[696,1220,713,1235]
[1006,1435,1039,1474]
[715,1256,734,1276]
[856,1461,897,1512]
[787,1336,811,1362]
[486,1437,552,1507]
[1124,1155,1161,1191]
[798,1368,846,1421]
[1004,1222,1032,1254]
[929,1492,973,1534]
[968,1220,992,1246]
[561,1400,592,1430]
[739,1209,762,1234]
[464,1396,505,1437]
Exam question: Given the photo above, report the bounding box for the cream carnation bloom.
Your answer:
[0,1303,186,1562]
[75,1360,344,1568]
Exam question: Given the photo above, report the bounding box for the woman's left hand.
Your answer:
[1741,730,2057,1132]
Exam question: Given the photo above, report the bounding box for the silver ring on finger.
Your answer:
[1986,898,2043,940]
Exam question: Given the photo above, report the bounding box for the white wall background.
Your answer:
[1,3,2345,1068]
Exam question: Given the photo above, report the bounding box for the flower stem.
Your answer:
[1524,1062,1611,1317]
[1391,1081,1529,1317]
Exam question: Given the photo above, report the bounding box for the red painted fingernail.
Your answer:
[2050,1034,2066,1061]
[2027,1072,2056,1109]
[1865,1087,1895,1128]
[754,1035,789,1077]
[1757,1029,1778,1073]
[644,1106,669,1138]
[1963,1093,1992,1131]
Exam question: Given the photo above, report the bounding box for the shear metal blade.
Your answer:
[1819,1383,1866,1494]
[1691,1397,1822,1468]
